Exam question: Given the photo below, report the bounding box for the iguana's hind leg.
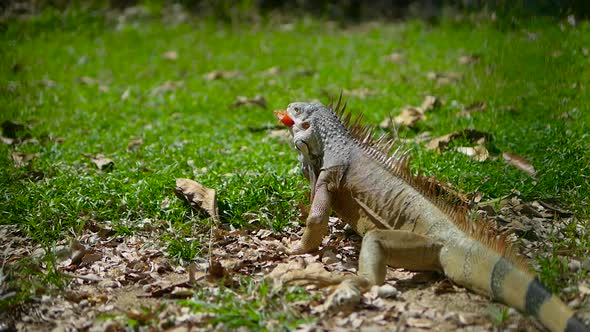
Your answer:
[327,229,443,310]
[359,229,443,284]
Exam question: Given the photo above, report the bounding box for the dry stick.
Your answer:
[61,272,103,282]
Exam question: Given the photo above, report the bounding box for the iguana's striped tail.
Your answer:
[440,241,589,332]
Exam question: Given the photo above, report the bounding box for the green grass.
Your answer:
[1,5,590,325]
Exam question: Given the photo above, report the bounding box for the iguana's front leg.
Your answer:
[290,170,334,254]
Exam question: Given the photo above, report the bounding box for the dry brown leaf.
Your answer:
[458,54,481,65]
[174,178,220,223]
[425,129,491,151]
[207,258,227,280]
[2,120,28,139]
[162,50,178,60]
[1,136,15,145]
[39,78,56,87]
[455,145,489,162]
[83,153,114,170]
[385,52,406,63]
[293,68,315,77]
[204,70,237,81]
[503,152,537,177]
[420,95,439,112]
[394,107,425,127]
[78,76,96,85]
[261,66,281,76]
[10,152,40,167]
[456,101,487,117]
[230,95,267,109]
[427,71,463,86]
[406,317,433,328]
[342,88,377,99]
[382,95,439,128]
[121,88,130,100]
[127,139,144,151]
[152,80,183,94]
[434,279,457,295]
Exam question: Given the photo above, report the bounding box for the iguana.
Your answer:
[273,98,589,332]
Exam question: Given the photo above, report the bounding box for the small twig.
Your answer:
[61,272,102,282]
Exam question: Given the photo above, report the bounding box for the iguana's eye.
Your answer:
[301,121,310,129]
[293,107,301,113]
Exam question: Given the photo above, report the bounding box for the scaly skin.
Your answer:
[274,101,589,332]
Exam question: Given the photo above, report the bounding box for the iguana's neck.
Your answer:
[317,122,354,170]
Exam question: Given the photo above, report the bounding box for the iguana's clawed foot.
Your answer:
[287,242,315,255]
[324,279,362,312]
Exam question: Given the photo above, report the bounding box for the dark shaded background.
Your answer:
[1,0,589,20]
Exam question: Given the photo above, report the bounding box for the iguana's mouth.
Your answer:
[274,110,294,127]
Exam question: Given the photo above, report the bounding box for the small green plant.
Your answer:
[178,279,312,331]
[487,304,510,328]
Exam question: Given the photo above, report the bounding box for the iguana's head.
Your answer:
[274,102,331,162]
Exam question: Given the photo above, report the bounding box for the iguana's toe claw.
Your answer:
[325,279,362,312]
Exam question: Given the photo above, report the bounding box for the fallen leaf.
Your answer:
[207,258,227,280]
[419,95,439,112]
[399,132,432,144]
[152,81,183,94]
[204,70,237,81]
[385,52,406,63]
[293,68,315,77]
[342,88,377,99]
[406,317,433,328]
[39,78,56,87]
[393,107,425,127]
[162,50,178,60]
[261,66,281,76]
[83,153,114,170]
[78,76,96,85]
[426,129,491,151]
[230,95,267,109]
[2,120,28,139]
[503,152,536,176]
[127,139,144,151]
[381,95,439,128]
[121,88,130,100]
[10,152,40,167]
[174,178,220,223]
[458,54,481,65]
[455,145,489,162]
[12,63,23,73]
[427,71,462,86]
[1,136,15,145]
[434,279,457,295]
[456,101,486,117]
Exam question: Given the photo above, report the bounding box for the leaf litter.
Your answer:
[5,190,589,331]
